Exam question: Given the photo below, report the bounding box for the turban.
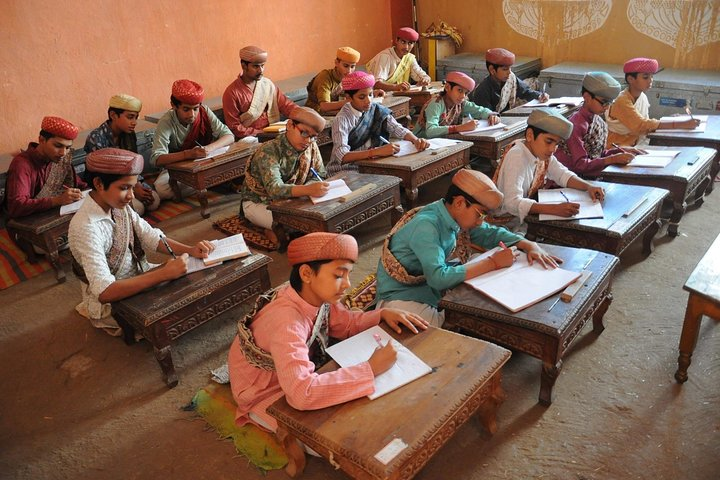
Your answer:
[239,45,268,63]
[109,94,142,112]
[287,233,358,266]
[485,48,515,66]
[397,27,419,42]
[623,57,659,74]
[41,116,79,140]
[290,107,326,133]
[342,71,375,91]
[446,71,475,92]
[336,47,360,64]
[172,79,204,104]
[452,169,504,210]
[528,108,574,140]
[582,72,621,100]
[86,148,144,175]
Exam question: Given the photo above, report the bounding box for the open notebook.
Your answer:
[203,234,251,266]
[523,96,584,107]
[325,326,432,400]
[464,248,581,313]
[310,179,352,203]
[59,189,92,215]
[391,137,460,157]
[459,120,506,135]
[656,116,707,133]
[626,150,680,168]
[537,188,604,221]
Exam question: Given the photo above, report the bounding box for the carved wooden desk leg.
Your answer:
[404,186,419,208]
[276,427,306,478]
[150,324,178,388]
[667,200,686,237]
[675,293,704,383]
[391,204,404,226]
[642,219,662,255]
[476,374,506,435]
[198,188,210,219]
[272,221,290,253]
[44,232,66,283]
[693,175,711,206]
[592,292,613,334]
[169,177,183,202]
[539,358,563,406]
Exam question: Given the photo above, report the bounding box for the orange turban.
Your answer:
[287,233,358,266]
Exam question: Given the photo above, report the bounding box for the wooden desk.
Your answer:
[648,115,720,194]
[355,141,472,206]
[6,208,72,283]
[387,82,444,109]
[446,116,528,167]
[112,253,271,387]
[165,142,259,218]
[257,96,412,147]
[267,326,511,479]
[440,245,619,405]
[525,182,669,257]
[599,146,715,237]
[268,172,403,252]
[675,233,720,383]
[502,104,579,118]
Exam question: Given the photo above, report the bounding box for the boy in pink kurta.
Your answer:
[228,232,427,431]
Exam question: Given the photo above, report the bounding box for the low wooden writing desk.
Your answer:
[675,233,720,383]
[268,171,403,252]
[355,141,472,206]
[525,182,669,256]
[387,82,444,109]
[112,253,271,387]
[165,142,259,218]
[267,326,511,479]
[6,208,72,283]
[599,146,715,237]
[446,116,528,168]
[648,115,720,194]
[440,245,619,405]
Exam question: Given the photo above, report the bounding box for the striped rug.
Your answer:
[0,191,225,289]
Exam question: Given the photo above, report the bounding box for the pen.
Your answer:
[160,235,177,259]
[195,141,203,148]
[499,241,507,249]
[559,190,571,202]
[611,143,629,154]
[542,83,546,94]
[547,296,561,312]
[685,106,694,120]
[309,167,323,182]
[378,135,390,145]
[373,333,384,348]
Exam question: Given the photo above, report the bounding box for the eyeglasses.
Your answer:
[465,200,487,222]
[293,122,318,142]
[591,93,613,107]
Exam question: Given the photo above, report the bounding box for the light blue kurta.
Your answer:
[413,97,493,139]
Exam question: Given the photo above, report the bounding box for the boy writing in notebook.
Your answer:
[556,72,645,177]
[414,71,499,139]
[69,148,215,337]
[366,27,430,92]
[222,45,298,141]
[470,48,549,113]
[240,107,330,244]
[329,71,429,174]
[375,169,560,326]
[606,57,700,147]
[5,116,86,220]
[151,79,234,200]
[491,108,605,229]
[228,232,427,440]
[85,94,160,215]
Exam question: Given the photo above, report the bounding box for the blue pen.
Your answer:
[309,167,323,181]
[378,136,390,145]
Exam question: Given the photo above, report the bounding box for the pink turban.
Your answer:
[41,116,79,140]
[86,148,144,175]
[172,79,204,104]
[623,57,659,74]
[287,233,358,266]
[446,71,475,92]
[342,71,375,91]
[486,48,515,66]
[397,27,419,42]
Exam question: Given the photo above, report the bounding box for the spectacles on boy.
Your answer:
[465,199,487,222]
[591,93,613,107]
[293,122,318,142]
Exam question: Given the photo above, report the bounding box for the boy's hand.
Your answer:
[457,119,479,132]
[381,308,429,334]
[487,114,500,126]
[190,240,215,259]
[525,245,561,269]
[489,247,516,269]
[57,187,83,205]
[587,185,605,202]
[412,138,430,151]
[306,181,330,197]
[539,92,550,102]
[368,342,397,376]
[552,202,581,217]
[375,143,399,157]
[373,89,385,98]
[396,82,411,91]
[188,146,207,159]
[606,152,634,166]
[134,183,155,205]
[163,253,189,279]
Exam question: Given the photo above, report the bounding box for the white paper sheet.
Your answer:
[59,189,92,215]
[626,155,673,168]
[194,145,230,161]
[310,179,352,203]
[391,138,460,157]
[458,120,506,135]
[523,96,584,107]
[537,188,604,221]
[325,326,432,400]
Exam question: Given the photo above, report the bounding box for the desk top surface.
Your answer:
[446,116,528,142]
[165,142,259,173]
[503,104,577,117]
[440,244,619,335]
[112,253,271,324]
[267,326,510,478]
[268,171,401,219]
[6,207,72,232]
[525,181,669,237]
[648,115,720,145]
[685,232,720,302]
[355,140,472,171]
[601,146,716,181]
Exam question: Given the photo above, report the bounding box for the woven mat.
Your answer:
[343,273,377,311]
[188,383,288,471]
[0,228,56,290]
[144,191,224,226]
[213,215,279,251]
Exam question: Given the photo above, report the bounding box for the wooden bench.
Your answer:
[674,233,720,383]
[112,253,271,387]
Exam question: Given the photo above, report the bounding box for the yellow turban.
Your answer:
[336,47,360,63]
[109,94,142,112]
